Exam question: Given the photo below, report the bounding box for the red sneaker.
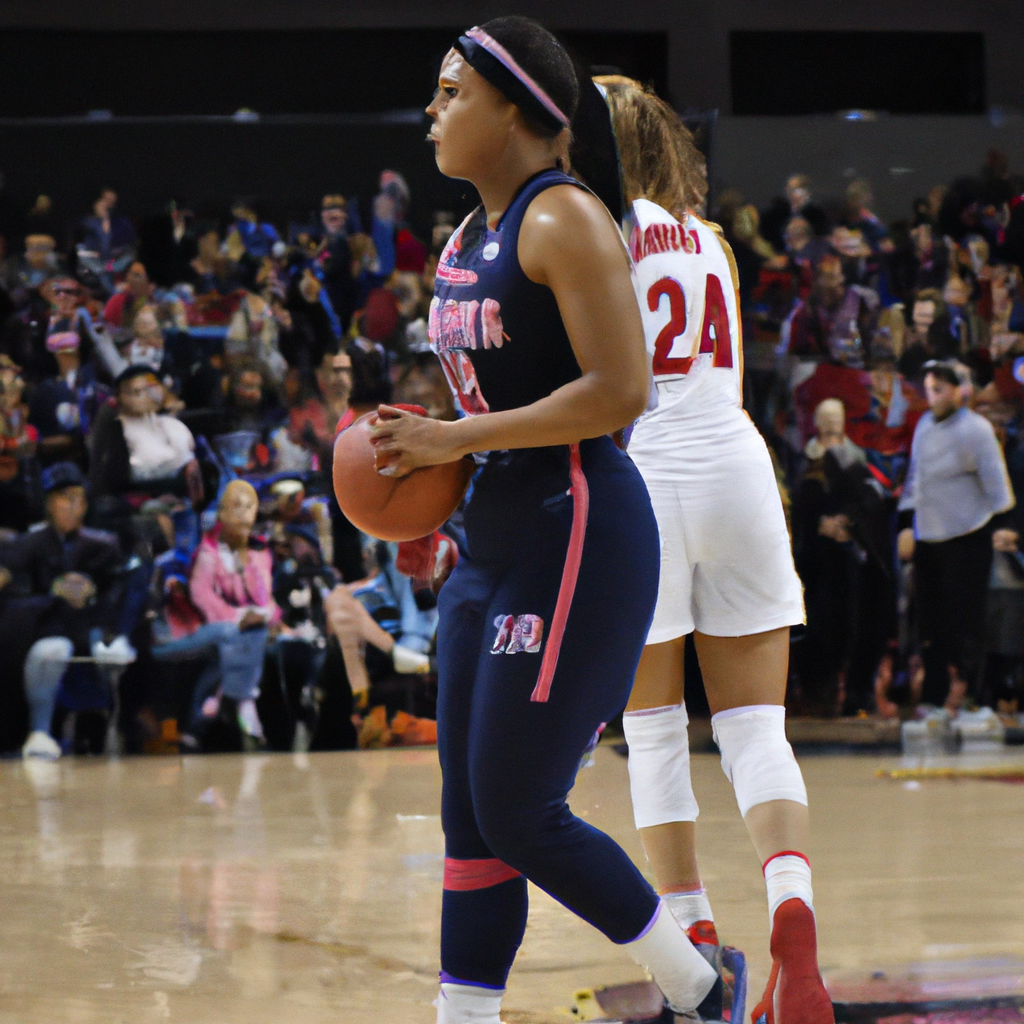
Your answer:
[751,899,833,1024]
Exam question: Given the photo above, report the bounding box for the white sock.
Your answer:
[625,902,718,1013]
[237,699,264,738]
[435,982,503,1024]
[663,887,714,931]
[763,853,814,924]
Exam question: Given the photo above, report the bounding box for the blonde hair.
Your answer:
[593,75,707,219]
[218,479,258,515]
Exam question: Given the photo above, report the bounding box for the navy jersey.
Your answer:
[429,169,584,420]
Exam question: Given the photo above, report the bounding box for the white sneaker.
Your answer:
[392,644,430,674]
[22,730,62,760]
[92,635,137,666]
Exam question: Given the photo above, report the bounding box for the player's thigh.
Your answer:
[694,626,790,714]
[641,477,696,647]
[690,438,804,640]
[627,636,685,711]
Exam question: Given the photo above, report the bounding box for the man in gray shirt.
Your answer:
[898,361,1015,709]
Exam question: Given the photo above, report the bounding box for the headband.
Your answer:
[455,27,570,134]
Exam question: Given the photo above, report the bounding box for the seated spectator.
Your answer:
[103,262,155,337]
[347,290,397,415]
[188,227,233,295]
[847,330,927,486]
[79,188,135,264]
[89,366,202,508]
[0,462,136,760]
[152,480,281,748]
[225,263,288,385]
[760,173,830,251]
[783,254,879,367]
[0,234,61,313]
[897,288,956,379]
[317,195,357,334]
[0,355,39,530]
[30,330,100,467]
[888,217,949,307]
[794,399,896,715]
[843,178,893,254]
[783,216,831,296]
[370,171,411,279]
[92,301,203,406]
[207,359,284,473]
[944,273,988,353]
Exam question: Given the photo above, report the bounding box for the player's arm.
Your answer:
[369,186,648,473]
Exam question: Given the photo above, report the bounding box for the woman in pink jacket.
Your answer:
[153,480,281,748]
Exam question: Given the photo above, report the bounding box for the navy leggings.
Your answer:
[436,436,661,988]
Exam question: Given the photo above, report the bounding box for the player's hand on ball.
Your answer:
[369,405,461,477]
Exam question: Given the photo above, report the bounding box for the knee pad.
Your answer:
[622,703,699,829]
[711,705,806,817]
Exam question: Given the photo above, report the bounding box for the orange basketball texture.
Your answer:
[332,411,474,542]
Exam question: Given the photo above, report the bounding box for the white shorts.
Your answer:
[629,398,805,643]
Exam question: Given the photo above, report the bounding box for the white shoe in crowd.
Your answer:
[22,730,62,761]
[392,644,430,674]
[91,635,138,666]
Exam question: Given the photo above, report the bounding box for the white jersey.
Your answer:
[629,198,744,436]
[627,198,804,640]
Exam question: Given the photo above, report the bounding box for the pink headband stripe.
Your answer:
[466,27,571,129]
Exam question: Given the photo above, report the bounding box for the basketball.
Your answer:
[332,406,474,541]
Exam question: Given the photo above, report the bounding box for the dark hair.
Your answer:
[922,360,962,388]
[479,16,579,137]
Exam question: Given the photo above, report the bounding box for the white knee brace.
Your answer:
[711,705,806,817]
[622,703,699,829]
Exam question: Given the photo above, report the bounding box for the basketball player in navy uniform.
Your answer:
[369,17,722,1024]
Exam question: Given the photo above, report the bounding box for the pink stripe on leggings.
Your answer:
[531,443,589,703]
[443,857,522,891]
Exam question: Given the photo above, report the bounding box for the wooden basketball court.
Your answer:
[1,745,1022,1023]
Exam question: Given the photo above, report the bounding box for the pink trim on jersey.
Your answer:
[762,851,811,875]
[531,443,589,702]
[443,857,522,891]
[466,27,571,129]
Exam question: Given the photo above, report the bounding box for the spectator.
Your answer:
[188,227,233,296]
[225,262,289,386]
[888,216,949,307]
[0,234,61,313]
[225,201,279,262]
[898,288,956,379]
[0,355,39,529]
[370,170,411,279]
[347,290,396,414]
[152,480,281,749]
[89,366,202,508]
[317,195,357,334]
[783,253,878,367]
[0,462,136,760]
[79,188,135,263]
[30,331,100,467]
[103,261,155,336]
[843,178,893,254]
[761,173,829,251]
[898,361,1016,709]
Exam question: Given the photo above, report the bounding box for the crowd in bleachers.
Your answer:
[719,152,1024,725]
[0,174,455,758]
[1,148,1024,760]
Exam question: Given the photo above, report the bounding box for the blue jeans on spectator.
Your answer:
[152,621,268,731]
[24,637,75,734]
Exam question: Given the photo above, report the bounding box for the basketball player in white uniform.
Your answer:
[596,76,834,1024]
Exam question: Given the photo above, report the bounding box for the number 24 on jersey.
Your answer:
[648,273,733,377]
